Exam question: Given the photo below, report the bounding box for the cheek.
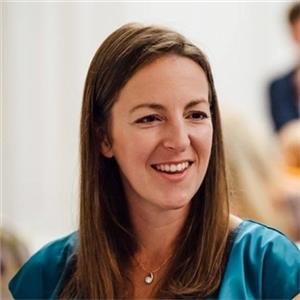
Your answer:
[112,129,157,167]
[193,125,213,155]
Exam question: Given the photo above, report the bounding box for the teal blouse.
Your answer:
[9,220,300,299]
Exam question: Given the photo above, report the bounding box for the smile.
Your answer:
[151,161,192,173]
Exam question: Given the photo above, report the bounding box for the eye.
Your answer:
[186,111,209,120]
[134,114,163,124]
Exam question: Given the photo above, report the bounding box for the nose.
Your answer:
[162,119,190,152]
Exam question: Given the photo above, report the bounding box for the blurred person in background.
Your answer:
[278,119,300,177]
[0,228,29,300]
[268,2,300,132]
[223,114,300,241]
[278,119,300,230]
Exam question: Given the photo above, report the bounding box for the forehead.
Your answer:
[116,54,210,108]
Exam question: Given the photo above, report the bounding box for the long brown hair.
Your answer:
[60,23,230,299]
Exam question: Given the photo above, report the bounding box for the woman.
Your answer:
[9,23,300,299]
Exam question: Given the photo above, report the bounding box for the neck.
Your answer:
[129,201,190,264]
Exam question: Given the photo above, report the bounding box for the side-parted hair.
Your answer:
[60,23,230,299]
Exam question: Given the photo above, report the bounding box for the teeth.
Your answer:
[154,162,190,173]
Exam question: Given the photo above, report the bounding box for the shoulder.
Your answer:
[9,232,78,299]
[229,217,299,267]
[221,220,300,299]
[233,220,300,266]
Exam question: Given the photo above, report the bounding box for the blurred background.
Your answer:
[2,1,300,262]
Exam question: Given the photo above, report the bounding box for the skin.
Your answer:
[291,18,300,48]
[102,54,212,212]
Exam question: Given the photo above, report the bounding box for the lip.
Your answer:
[151,159,193,165]
[150,161,193,182]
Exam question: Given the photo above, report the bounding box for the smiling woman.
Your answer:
[101,55,213,213]
[9,23,300,299]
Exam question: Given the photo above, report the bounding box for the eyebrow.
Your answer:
[129,99,209,114]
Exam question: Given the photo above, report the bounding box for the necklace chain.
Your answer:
[133,251,173,285]
[134,253,173,274]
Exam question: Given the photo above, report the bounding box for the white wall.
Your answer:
[2,1,295,253]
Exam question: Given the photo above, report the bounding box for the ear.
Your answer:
[100,138,114,158]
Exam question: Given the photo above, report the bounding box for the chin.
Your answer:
[160,195,192,210]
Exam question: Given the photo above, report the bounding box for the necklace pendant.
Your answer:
[144,272,154,284]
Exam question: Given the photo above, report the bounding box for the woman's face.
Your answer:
[102,54,213,213]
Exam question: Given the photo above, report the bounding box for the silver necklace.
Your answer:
[134,253,172,285]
